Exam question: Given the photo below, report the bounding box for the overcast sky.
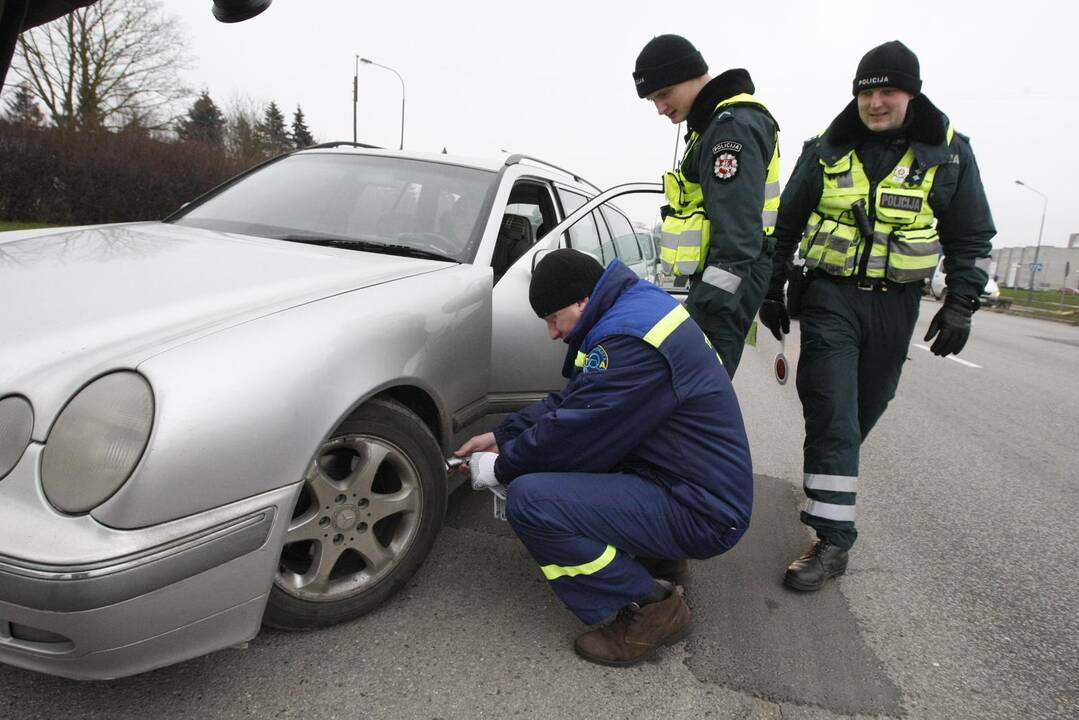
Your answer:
[168,1,1076,249]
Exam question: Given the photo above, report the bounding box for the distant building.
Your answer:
[993,246,1079,290]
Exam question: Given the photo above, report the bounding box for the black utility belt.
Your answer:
[809,270,917,292]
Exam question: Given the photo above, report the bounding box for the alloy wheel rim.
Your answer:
[276,434,423,601]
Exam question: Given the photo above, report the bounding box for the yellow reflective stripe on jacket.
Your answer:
[800,126,954,282]
[574,304,689,368]
[642,304,690,348]
[540,544,617,581]
[661,93,779,277]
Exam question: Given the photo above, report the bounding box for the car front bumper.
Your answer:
[0,444,298,680]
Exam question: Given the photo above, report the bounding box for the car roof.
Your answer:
[293,144,595,189]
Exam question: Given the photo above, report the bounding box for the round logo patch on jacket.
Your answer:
[712,141,742,183]
[583,345,609,373]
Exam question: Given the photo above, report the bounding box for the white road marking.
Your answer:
[913,344,982,368]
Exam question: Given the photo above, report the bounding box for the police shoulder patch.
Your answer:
[712,141,741,182]
[712,140,743,154]
[583,344,609,373]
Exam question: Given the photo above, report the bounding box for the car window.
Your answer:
[639,229,658,261]
[602,207,642,264]
[569,213,604,260]
[557,188,587,215]
[171,154,497,263]
[556,189,604,260]
[594,210,617,265]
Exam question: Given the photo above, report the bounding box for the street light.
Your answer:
[358,56,406,150]
[352,55,359,143]
[1015,179,1048,303]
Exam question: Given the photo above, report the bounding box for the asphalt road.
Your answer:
[1,297,1077,720]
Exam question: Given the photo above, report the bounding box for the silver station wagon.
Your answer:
[0,143,662,679]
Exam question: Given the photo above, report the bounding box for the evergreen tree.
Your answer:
[290,104,315,148]
[255,101,290,154]
[177,91,226,146]
[119,111,153,139]
[4,82,45,127]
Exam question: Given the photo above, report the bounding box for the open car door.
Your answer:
[487,182,664,420]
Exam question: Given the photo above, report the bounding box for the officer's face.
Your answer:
[544,299,588,340]
[647,80,700,124]
[857,87,914,132]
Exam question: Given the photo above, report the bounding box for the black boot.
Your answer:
[783,539,848,592]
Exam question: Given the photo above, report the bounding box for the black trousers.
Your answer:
[794,277,921,550]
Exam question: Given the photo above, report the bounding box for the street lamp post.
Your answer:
[1015,180,1048,304]
[359,57,405,150]
[352,54,359,143]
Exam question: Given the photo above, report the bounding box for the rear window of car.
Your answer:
[171,154,497,263]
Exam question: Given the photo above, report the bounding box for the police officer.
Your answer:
[455,249,753,666]
[632,34,781,377]
[759,41,994,591]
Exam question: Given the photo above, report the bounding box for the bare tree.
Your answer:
[12,0,190,130]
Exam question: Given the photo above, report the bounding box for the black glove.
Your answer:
[924,293,977,356]
[758,298,790,342]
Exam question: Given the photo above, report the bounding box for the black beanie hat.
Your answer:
[529,249,606,318]
[633,34,708,99]
[852,40,922,96]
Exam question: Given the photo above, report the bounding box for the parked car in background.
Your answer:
[928,256,1001,306]
[0,143,663,679]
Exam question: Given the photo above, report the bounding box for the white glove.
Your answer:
[468,452,499,491]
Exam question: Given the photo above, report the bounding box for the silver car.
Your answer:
[0,144,662,679]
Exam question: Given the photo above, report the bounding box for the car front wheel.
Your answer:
[263,399,446,629]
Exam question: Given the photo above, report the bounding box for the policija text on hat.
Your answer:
[454,250,753,667]
[758,40,995,592]
[633,34,781,378]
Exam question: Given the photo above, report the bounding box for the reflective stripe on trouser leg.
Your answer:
[795,279,863,549]
[504,471,730,625]
[803,473,857,525]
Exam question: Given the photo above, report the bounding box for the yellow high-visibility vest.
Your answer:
[660,93,780,277]
[799,126,955,283]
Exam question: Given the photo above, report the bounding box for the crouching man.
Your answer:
[455,249,753,667]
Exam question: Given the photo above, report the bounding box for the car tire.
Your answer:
[263,398,446,630]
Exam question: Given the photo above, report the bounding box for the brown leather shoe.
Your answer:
[636,556,689,582]
[573,586,691,667]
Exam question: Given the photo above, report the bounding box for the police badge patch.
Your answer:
[583,345,609,373]
[712,140,742,182]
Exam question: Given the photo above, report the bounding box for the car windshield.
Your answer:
[170,153,497,263]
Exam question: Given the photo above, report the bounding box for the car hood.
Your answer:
[0,222,450,430]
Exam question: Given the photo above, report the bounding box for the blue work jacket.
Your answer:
[493,260,753,531]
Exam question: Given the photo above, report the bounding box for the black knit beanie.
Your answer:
[529,249,605,318]
[852,40,921,96]
[633,34,708,98]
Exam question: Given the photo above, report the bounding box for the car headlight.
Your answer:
[41,372,154,513]
[0,396,34,481]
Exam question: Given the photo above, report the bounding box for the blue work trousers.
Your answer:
[506,470,744,625]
